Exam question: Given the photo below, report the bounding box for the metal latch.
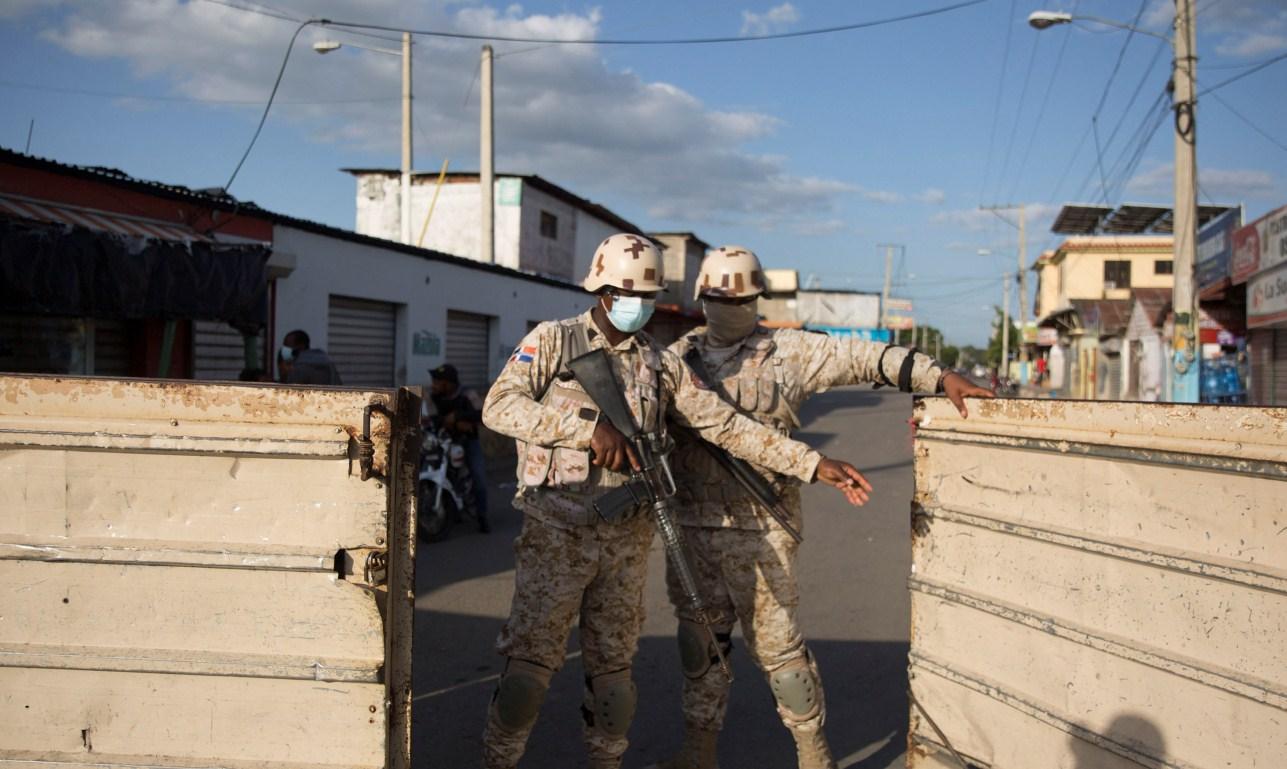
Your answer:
[358,402,393,483]
[336,547,388,588]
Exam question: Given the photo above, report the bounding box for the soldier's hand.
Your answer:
[590,420,641,472]
[941,371,995,418]
[814,458,872,506]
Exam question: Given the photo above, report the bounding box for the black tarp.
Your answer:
[0,215,269,332]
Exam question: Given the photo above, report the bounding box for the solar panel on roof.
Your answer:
[1051,204,1113,234]
[1103,204,1169,234]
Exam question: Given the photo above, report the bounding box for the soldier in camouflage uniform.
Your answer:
[480,234,873,769]
[652,246,993,769]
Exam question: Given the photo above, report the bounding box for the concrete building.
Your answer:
[1,150,592,392]
[649,232,708,312]
[345,170,644,284]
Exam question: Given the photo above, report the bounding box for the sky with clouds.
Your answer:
[3,0,1285,346]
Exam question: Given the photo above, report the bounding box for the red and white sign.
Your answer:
[1248,260,1287,329]
[1232,203,1287,285]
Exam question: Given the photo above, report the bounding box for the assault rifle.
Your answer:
[566,348,732,681]
[680,348,803,543]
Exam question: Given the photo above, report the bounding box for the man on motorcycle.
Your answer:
[429,363,490,533]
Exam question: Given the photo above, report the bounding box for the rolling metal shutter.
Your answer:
[91,319,132,377]
[192,320,261,381]
[1249,329,1275,405]
[329,296,397,387]
[1275,329,1287,406]
[1103,353,1122,400]
[445,310,492,390]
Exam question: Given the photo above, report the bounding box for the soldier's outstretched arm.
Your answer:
[481,323,597,450]
[791,330,993,417]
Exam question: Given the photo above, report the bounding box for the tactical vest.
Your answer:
[515,317,667,525]
[680,328,801,505]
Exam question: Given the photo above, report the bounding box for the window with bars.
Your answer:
[1154,259,1173,275]
[1104,260,1132,289]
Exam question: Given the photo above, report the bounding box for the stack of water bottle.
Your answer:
[1200,356,1247,404]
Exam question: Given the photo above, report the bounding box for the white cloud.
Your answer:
[31,0,855,230]
[740,3,799,37]
[1216,32,1287,57]
[916,188,946,205]
[931,203,1060,232]
[1127,163,1277,199]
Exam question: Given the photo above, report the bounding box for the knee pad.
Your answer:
[582,669,637,738]
[769,652,822,723]
[677,619,733,680]
[492,658,554,732]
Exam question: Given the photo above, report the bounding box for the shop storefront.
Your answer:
[1196,208,1247,404]
[1234,204,1287,405]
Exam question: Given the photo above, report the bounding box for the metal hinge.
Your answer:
[358,402,393,484]
[336,547,388,588]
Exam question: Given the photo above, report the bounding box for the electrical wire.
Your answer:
[222,19,315,193]
[978,0,1018,205]
[0,78,395,105]
[1206,88,1287,154]
[1006,0,1079,203]
[192,0,402,43]
[1199,50,1287,95]
[992,25,1041,203]
[318,0,990,46]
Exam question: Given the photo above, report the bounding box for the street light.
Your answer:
[314,34,415,246]
[1030,3,1199,403]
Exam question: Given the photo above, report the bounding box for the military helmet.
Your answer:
[583,233,665,293]
[695,245,766,300]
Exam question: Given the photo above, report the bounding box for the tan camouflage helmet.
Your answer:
[695,245,766,300]
[583,233,665,293]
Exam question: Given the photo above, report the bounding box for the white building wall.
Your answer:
[271,224,589,388]
[573,213,621,288]
[516,185,577,281]
[796,291,881,328]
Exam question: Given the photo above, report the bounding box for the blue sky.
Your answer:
[3,0,1285,346]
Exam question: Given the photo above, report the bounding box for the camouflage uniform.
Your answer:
[480,310,825,769]
[664,326,943,766]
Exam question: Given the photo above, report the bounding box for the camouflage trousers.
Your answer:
[483,512,654,768]
[664,523,827,737]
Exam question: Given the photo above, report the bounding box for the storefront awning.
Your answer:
[0,193,213,242]
[0,212,269,331]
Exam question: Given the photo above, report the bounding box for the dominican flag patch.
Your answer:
[509,345,537,364]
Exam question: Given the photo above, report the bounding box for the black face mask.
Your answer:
[703,299,759,345]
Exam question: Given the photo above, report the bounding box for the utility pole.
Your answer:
[979,204,1028,373]
[480,45,495,264]
[1170,0,1199,402]
[399,32,413,245]
[935,331,941,362]
[1001,272,1012,378]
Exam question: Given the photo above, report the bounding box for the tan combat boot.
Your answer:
[791,729,836,769]
[646,728,720,769]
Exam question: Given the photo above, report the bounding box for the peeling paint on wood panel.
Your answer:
[913,520,1287,687]
[915,430,1287,573]
[0,449,384,550]
[909,397,1287,769]
[0,561,383,680]
[0,375,416,769]
[0,668,385,768]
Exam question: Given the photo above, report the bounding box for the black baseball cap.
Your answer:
[429,363,459,383]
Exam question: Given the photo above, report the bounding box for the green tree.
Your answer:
[986,306,1020,369]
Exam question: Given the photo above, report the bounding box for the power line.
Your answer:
[979,0,1018,205]
[992,26,1041,203]
[1207,89,1287,154]
[1199,50,1287,95]
[0,78,395,105]
[223,19,315,193]
[320,0,989,46]
[1006,0,1079,203]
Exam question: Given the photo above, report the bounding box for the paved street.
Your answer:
[412,387,920,768]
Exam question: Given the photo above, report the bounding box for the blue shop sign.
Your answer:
[1196,208,1240,291]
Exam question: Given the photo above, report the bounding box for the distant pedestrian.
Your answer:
[277,329,342,385]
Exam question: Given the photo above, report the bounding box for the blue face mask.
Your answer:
[279,346,295,361]
[604,295,656,333]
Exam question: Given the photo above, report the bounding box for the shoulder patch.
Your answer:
[509,344,537,364]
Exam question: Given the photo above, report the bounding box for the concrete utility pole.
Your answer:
[400,32,413,246]
[480,45,495,264]
[979,204,1028,371]
[877,244,897,330]
[1001,272,1012,378]
[1171,0,1199,402]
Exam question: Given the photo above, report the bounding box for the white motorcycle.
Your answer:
[417,423,479,543]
